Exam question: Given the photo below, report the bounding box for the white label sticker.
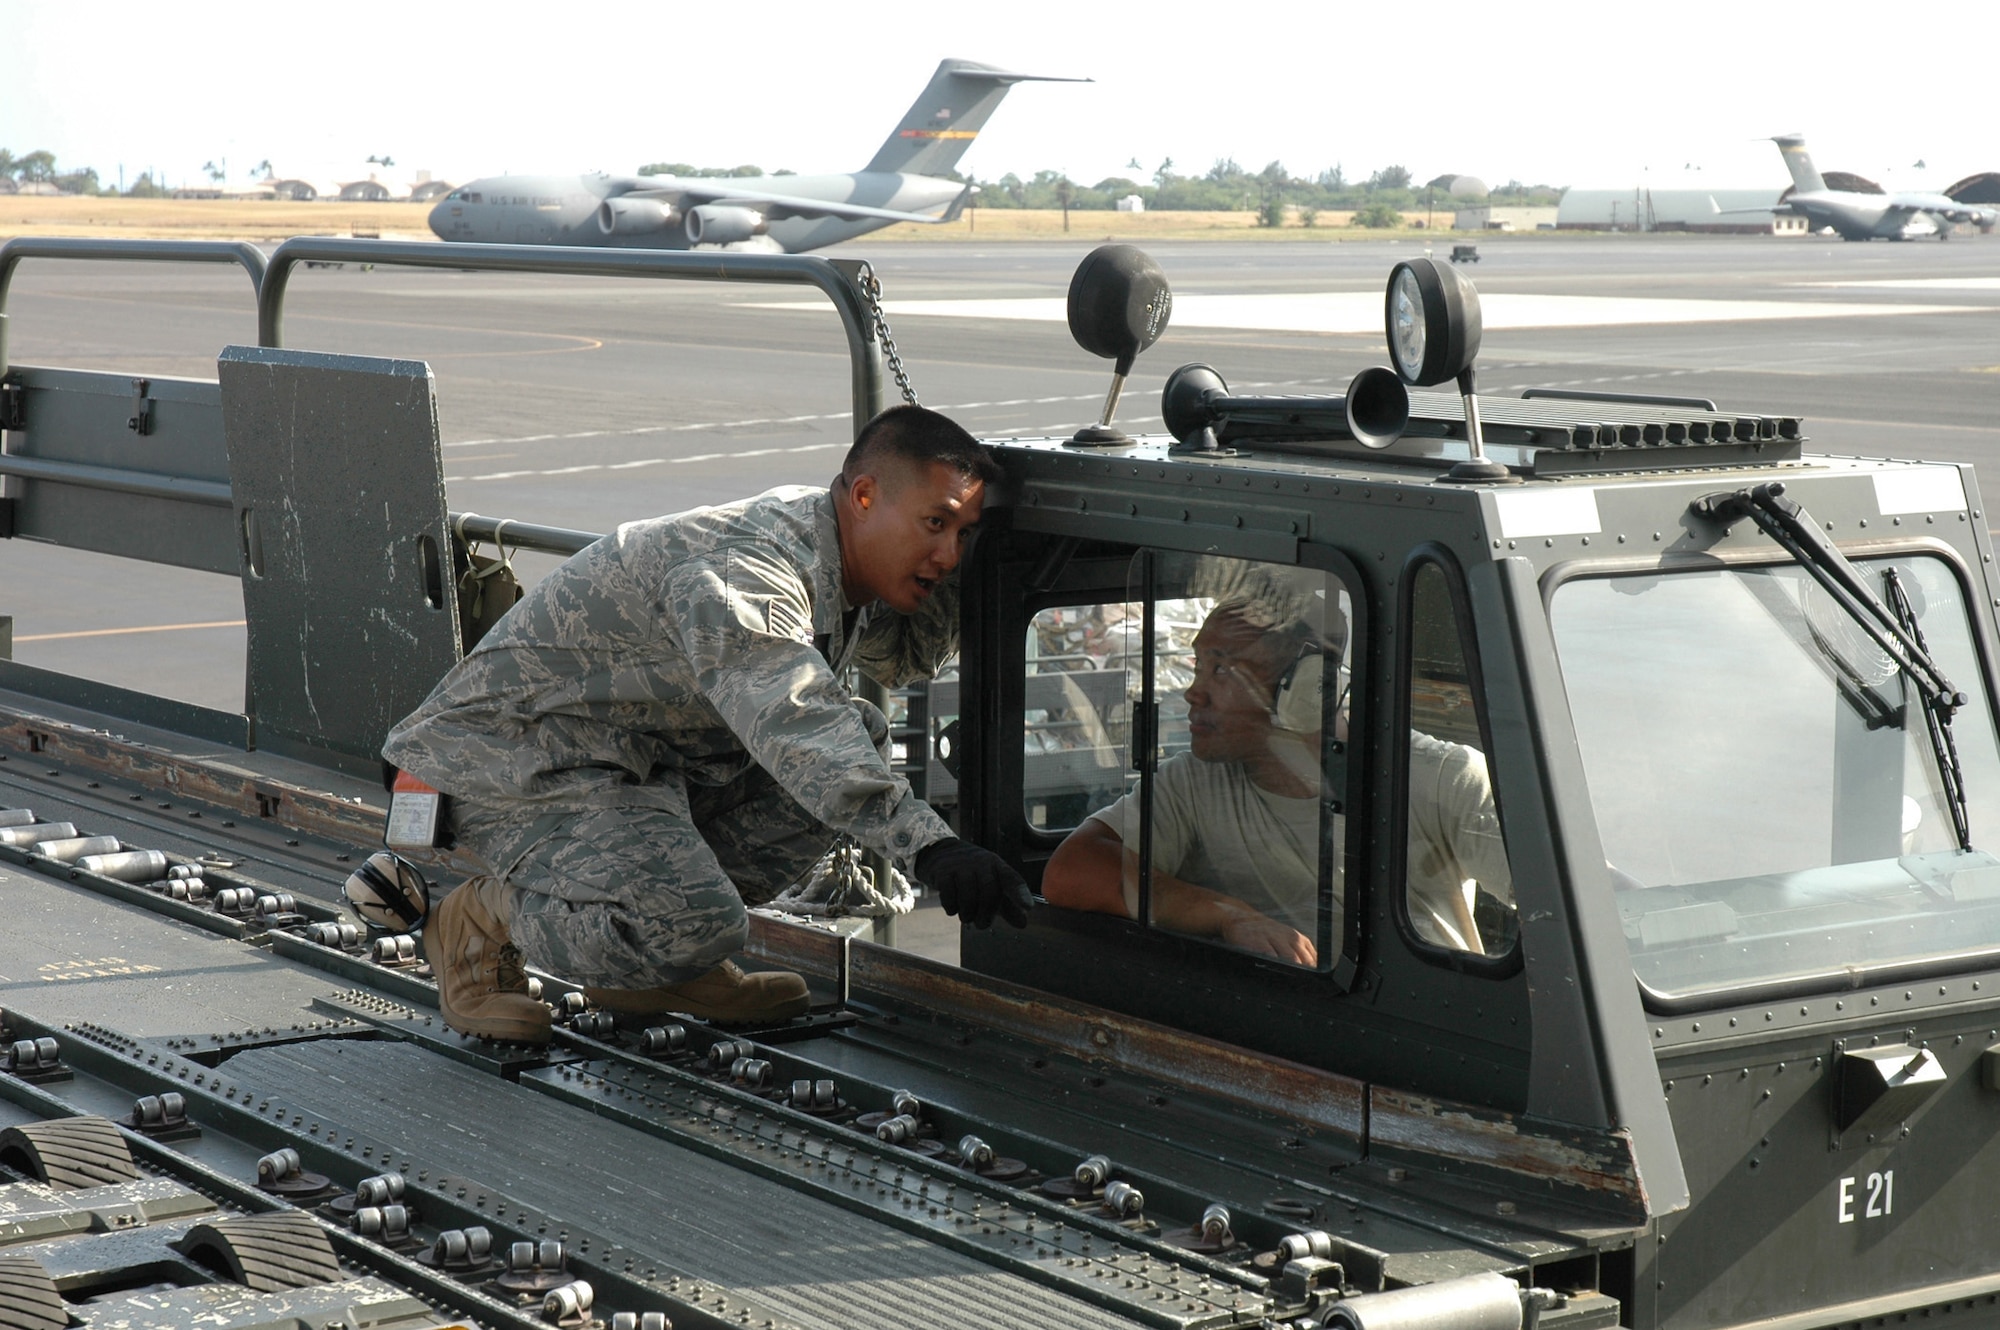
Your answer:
[1874,467,1964,516]
[385,790,442,848]
[1492,487,1602,540]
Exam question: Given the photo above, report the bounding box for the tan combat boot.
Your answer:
[585,959,810,1025]
[427,876,551,1044]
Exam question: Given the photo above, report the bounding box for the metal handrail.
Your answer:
[0,238,268,377]
[452,512,601,558]
[1,236,895,557]
[0,454,232,506]
[257,238,888,434]
[0,236,889,440]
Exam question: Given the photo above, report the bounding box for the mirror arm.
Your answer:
[1458,366,1484,457]
[1098,368,1128,428]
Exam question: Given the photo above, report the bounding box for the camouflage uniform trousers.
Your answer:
[451,698,887,988]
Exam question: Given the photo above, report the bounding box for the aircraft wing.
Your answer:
[1889,193,1995,223]
[1708,195,1796,217]
[620,180,953,225]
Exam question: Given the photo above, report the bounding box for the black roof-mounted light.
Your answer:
[1385,258,1510,482]
[1386,258,1480,387]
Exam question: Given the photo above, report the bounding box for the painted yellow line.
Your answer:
[15,619,246,643]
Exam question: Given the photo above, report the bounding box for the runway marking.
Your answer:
[743,293,1978,333]
[454,440,848,483]
[1800,278,2000,293]
[445,396,1105,451]
[448,413,836,448]
[15,619,245,643]
[12,290,607,357]
[1804,415,2000,436]
[444,374,1559,481]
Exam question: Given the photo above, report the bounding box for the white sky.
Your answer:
[5,0,1997,194]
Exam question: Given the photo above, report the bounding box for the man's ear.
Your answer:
[849,473,878,513]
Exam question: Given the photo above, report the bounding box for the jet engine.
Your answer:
[596,198,680,236]
[684,205,768,246]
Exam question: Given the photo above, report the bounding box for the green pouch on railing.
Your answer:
[452,515,524,650]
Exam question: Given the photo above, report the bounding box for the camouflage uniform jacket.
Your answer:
[383,486,956,870]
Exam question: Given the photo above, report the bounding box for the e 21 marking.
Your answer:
[1837,1170,1894,1223]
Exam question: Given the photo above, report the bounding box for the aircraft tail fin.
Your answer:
[864,58,1086,177]
[1771,135,1827,195]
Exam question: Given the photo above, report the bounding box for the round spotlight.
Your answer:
[1384,258,1482,387]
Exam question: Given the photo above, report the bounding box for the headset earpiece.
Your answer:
[342,851,432,931]
[1271,651,1325,734]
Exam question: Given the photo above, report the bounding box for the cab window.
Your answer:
[1037,551,1354,972]
[1553,555,2000,1002]
[1019,603,1137,833]
[1402,560,1516,957]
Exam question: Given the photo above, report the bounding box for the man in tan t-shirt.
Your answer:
[1042,600,1510,963]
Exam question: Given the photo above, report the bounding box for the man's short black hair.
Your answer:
[841,404,1002,487]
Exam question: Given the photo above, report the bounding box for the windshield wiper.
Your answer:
[1884,566,1970,850]
[1694,481,1971,850]
[1736,572,1905,730]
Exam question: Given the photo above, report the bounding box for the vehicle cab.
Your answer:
[944,252,2000,1326]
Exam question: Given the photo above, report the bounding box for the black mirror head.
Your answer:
[1068,244,1172,375]
[1384,257,1483,387]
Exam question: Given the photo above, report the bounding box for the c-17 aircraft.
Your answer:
[1745,133,1997,240]
[428,59,1080,253]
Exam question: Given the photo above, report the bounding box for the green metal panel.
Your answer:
[217,346,460,772]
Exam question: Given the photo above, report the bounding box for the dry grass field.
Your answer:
[0,196,1455,244]
[0,196,440,242]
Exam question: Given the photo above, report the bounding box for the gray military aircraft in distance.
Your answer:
[1748,133,1997,240]
[428,59,1081,254]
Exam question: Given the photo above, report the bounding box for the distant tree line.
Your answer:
[963,161,1562,223]
[0,147,182,196]
[0,148,111,195]
[633,156,1562,225]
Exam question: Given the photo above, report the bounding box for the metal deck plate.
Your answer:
[0,865,347,1037]
[214,1039,1218,1330]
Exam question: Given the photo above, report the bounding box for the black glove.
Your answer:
[913,837,1034,929]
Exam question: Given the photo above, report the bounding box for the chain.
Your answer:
[825,836,872,909]
[855,261,919,406]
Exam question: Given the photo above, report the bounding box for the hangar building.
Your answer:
[1557,186,1799,233]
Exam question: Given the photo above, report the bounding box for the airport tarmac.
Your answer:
[3,233,1997,715]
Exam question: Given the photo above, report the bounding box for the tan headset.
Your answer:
[1270,645,1327,734]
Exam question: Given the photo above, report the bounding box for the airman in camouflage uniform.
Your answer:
[386,406,1032,1042]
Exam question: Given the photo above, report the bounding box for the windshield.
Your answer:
[1550,555,2000,1002]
